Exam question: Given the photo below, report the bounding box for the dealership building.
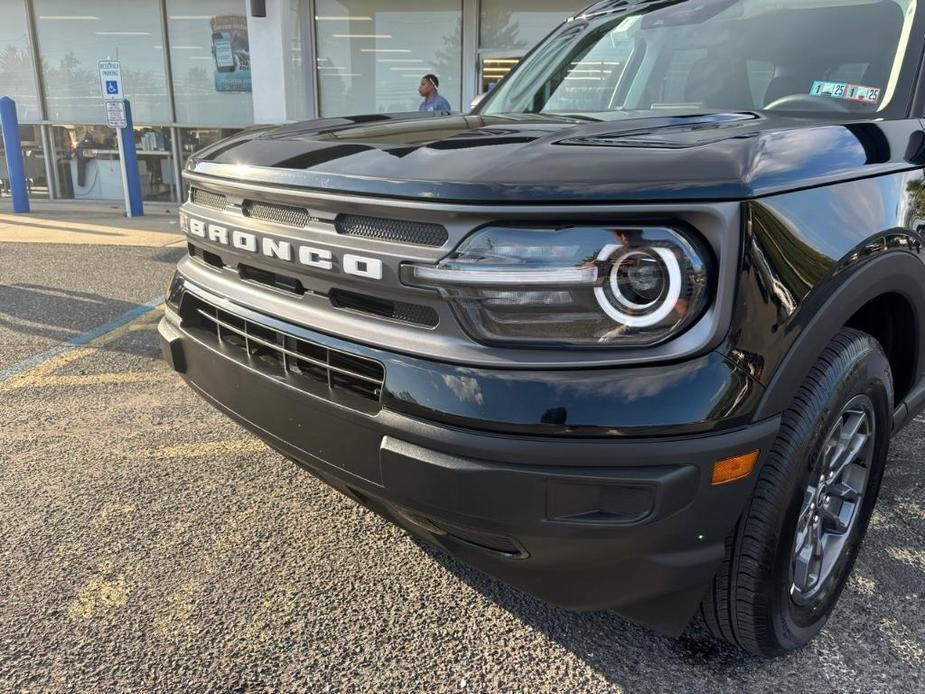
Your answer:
[0,0,586,205]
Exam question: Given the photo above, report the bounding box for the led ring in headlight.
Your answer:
[594,244,682,328]
[404,224,711,348]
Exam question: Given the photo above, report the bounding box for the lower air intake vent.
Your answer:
[243,200,312,228]
[239,264,305,295]
[335,214,448,247]
[187,243,224,269]
[330,289,438,328]
[190,188,228,210]
[180,293,384,414]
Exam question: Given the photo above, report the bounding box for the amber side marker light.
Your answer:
[712,450,760,485]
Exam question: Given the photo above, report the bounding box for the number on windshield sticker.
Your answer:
[811,80,880,104]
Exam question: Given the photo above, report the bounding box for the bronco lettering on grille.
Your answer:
[181,212,383,280]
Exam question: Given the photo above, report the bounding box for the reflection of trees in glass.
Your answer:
[480,8,528,51]
[39,49,167,120]
[0,46,33,98]
[123,67,166,95]
[43,53,162,99]
[432,18,462,111]
[43,52,96,99]
[431,9,525,111]
[178,66,213,95]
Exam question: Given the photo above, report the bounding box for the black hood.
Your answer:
[188,111,925,203]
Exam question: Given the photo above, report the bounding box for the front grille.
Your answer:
[190,188,228,210]
[330,289,439,328]
[180,293,384,414]
[243,200,312,228]
[335,214,448,247]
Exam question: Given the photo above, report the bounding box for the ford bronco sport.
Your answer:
[159,0,925,655]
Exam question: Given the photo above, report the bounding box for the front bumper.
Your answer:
[159,280,780,635]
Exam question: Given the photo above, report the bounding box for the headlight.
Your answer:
[403,225,711,347]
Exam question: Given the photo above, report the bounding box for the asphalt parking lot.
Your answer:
[1,203,923,692]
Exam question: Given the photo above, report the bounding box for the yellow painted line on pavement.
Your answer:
[153,508,261,640]
[878,618,925,666]
[886,546,925,572]
[0,347,95,392]
[896,500,925,520]
[241,594,296,642]
[0,303,164,393]
[67,560,129,621]
[129,321,162,332]
[149,439,268,460]
[0,214,184,247]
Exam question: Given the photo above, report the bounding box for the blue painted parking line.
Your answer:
[0,295,164,384]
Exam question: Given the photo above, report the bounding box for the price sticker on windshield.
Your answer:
[810,81,881,105]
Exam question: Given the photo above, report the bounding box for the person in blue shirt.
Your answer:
[418,74,452,112]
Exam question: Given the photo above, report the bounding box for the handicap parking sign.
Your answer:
[98,60,123,100]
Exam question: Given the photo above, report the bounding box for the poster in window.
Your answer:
[210,15,251,93]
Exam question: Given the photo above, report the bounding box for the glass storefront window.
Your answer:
[38,124,179,202]
[479,0,586,52]
[34,1,170,124]
[0,125,50,199]
[166,0,254,126]
[286,0,312,122]
[315,0,462,117]
[49,125,123,200]
[134,126,177,201]
[0,1,41,122]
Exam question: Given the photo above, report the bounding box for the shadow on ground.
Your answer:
[410,537,752,685]
[0,279,178,353]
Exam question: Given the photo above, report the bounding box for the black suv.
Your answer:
[160,0,925,656]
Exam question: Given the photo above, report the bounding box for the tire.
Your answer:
[699,328,893,656]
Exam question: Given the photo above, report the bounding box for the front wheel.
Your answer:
[699,328,893,656]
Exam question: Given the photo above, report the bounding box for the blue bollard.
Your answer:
[0,97,30,213]
[118,100,144,217]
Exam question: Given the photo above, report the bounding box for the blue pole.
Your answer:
[119,99,144,217]
[0,97,30,213]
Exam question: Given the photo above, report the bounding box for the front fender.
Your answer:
[754,250,925,419]
[724,171,925,421]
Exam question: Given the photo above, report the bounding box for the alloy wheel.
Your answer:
[790,394,875,605]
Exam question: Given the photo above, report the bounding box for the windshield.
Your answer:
[481,0,920,121]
